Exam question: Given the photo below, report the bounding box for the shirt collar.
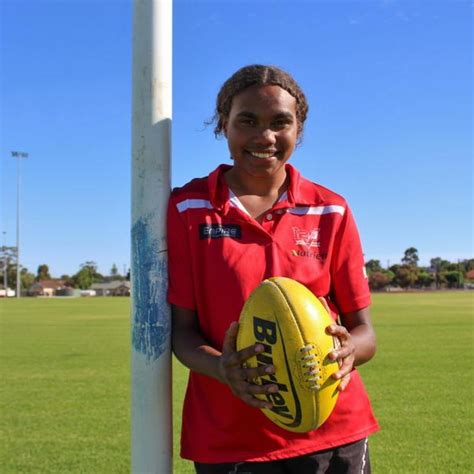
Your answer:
[207,163,325,211]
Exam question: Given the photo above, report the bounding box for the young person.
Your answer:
[167,65,379,474]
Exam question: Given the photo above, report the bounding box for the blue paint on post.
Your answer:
[131,216,170,361]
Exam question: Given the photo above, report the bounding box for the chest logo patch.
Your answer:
[292,227,320,248]
[199,224,242,240]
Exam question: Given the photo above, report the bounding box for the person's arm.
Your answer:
[171,304,278,409]
[326,306,376,391]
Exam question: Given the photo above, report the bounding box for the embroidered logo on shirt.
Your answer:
[199,224,242,240]
[292,227,320,248]
[291,249,327,261]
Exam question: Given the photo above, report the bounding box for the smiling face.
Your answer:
[223,85,298,184]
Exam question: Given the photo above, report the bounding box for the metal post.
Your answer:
[11,151,28,298]
[2,232,7,294]
[131,1,172,473]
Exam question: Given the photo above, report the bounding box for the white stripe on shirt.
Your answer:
[176,198,344,218]
[228,190,288,215]
[287,205,345,216]
[176,199,213,213]
[228,190,251,215]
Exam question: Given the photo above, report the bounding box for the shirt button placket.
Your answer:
[262,212,275,234]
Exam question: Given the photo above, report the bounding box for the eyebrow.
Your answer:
[235,111,295,120]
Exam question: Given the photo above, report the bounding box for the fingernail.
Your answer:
[268,385,279,393]
[255,344,264,353]
[265,366,274,374]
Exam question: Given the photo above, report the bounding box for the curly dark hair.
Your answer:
[210,64,309,142]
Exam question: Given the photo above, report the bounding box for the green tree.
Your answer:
[4,263,33,289]
[0,246,17,287]
[36,264,51,281]
[4,263,35,291]
[430,257,450,272]
[369,270,394,290]
[393,264,419,288]
[442,271,464,288]
[5,263,16,288]
[110,263,119,277]
[107,263,124,281]
[60,274,75,287]
[365,259,382,273]
[459,259,474,273]
[416,271,435,288]
[21,268,35,290]
[72,261,103,290]
[430,257,451,289]
[402,247,419,266]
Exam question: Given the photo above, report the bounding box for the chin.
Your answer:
[249,168,286,181]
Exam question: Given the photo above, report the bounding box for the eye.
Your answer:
[272,119,292,130]
[239,118,256,126]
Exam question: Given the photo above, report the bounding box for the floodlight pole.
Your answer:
[131,1,172,473]
[2,232,7,293]
[12,151,28,298]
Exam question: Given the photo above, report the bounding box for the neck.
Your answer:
[224,166,289,197]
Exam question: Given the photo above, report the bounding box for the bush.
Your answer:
[369,271,394,291]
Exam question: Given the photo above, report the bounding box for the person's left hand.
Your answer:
[326,324,355,391]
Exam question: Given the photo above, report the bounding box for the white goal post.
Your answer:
[131,1,172,473]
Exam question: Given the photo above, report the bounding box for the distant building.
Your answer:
[0,287,15,297]
[80,289,97,297]
[28,280,66,297]
[89,281,131,296]
[56,287,81,297]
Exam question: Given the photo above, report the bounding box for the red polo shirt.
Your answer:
[167,164,379,463]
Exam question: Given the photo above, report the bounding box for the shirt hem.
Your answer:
[167,295,196,312]
[181,423,380,464]
[338,294,371,315]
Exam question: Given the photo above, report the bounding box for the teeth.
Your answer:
[250,152,275,158]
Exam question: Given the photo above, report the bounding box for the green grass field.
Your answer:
[0,293,472,473]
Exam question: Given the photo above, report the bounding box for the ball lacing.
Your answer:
[300,344,322,390]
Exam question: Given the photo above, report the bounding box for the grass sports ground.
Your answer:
[1,292,472,473]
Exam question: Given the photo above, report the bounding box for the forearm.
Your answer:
[348,322,376,366]
[172,328,225,383]
[171,304,228,382]
[340,306,376,367]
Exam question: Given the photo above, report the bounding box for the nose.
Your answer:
[254,127,276,147]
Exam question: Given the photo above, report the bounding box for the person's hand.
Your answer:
[326,323,355,391]
[218,321,278,409]
[318,296,354,392]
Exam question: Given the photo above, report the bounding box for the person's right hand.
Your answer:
[218,321,278,409]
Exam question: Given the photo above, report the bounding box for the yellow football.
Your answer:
[236,277,341,433]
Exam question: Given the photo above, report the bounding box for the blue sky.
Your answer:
[1,0,472,278]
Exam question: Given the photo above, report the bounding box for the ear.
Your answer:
[222,119,228,137]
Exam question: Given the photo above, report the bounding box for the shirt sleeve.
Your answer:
[167,196,196,310]
[330,204,371,314]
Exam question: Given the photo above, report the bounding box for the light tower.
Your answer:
[2,231,7,293]
[11,151,28,298]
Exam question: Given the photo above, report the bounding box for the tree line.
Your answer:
[0,260,129,291]
[366,247,473,291]
[1,247,473,292]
